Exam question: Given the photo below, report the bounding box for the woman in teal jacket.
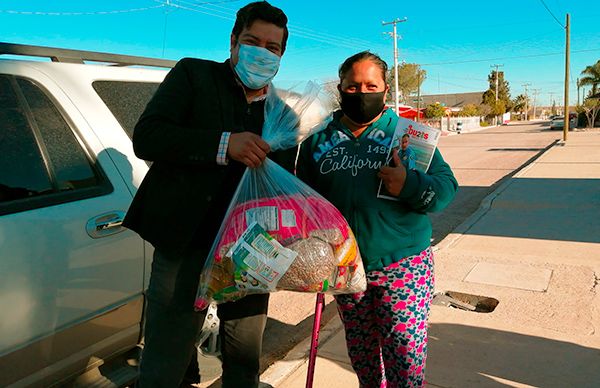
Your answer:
[297,51,457,387]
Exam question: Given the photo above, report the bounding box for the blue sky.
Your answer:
[1,0,599,106]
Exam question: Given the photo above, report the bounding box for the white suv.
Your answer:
[0,42,221,387]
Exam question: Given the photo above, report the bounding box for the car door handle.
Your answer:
[86,211,126,238]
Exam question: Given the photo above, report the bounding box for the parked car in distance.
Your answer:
[0,42,221,387]
[550,116,565,129]
[549,114,577,130]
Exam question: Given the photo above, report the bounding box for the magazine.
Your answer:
[377,117,441,200]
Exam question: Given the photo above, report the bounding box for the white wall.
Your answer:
[421,116,482,132]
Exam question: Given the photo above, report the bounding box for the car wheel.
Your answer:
[196,303,222,382]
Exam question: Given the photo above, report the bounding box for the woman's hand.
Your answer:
[378,148,407,196]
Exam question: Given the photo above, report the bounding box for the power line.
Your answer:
[186,0,242,5]
[538,0,565,28]
[161,0,378,50]
[288,25,376,48]
[421,48,600,66]
[160,0,233,20]
[429,79,481,91]
[0,5,165,16]
[172,0,378,49]
[187,0,378,48]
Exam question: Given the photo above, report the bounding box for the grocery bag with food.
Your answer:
[194,82,366,310]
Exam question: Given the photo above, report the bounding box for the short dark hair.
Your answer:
[232,1,289,53]
[338,51,388,83]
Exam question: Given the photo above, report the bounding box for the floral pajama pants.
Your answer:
[335,247,434,388]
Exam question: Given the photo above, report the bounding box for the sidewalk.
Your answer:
[261,131,600,388]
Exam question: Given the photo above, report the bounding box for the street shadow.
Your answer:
[471,131,550,135]
[287,321,600,387]
[461,177,600,244]
[261,301,339,370]
[204,301,340,387]
[487,148,547,152]
[427,322,600,387]
[430,185,501,246]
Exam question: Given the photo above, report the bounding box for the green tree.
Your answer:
[459,103,479,116]
[492,100,507,116]
[580,60,600,96]
[579,98,600,127]
[482,70,512,114]
[512,94,529,114]
[387,63,426,103]
[424,102,446,118]
[477,104,492,117]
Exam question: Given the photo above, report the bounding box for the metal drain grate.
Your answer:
[432,291,499,313]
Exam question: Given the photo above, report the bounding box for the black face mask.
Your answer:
[339,91,386,124]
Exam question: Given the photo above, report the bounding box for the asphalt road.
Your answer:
[203,120,564,386]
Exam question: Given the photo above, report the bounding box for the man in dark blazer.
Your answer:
[123,2,297,387]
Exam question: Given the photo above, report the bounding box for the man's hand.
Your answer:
[378,148,407,196]
[227,132,270,168]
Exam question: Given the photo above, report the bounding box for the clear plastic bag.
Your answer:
[194,82,366,310]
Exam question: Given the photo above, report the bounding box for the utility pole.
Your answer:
[382,17,408,115]
[416,70,421,122]
[576,78,581,106]
[491,64,504,125]
[532,88,541,120]
[522,83,531,121]
[563,13,570,140]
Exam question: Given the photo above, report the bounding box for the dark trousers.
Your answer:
[138,248,269,388]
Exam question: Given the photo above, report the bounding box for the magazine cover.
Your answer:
[377,117,441,200]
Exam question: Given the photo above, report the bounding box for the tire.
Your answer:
[196,303,222,382]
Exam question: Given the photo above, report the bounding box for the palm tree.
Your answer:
[580,60,600,97]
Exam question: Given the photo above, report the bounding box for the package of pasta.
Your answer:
[194,82,366,310]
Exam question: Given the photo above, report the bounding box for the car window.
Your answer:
[92,81,159,139]
[0,74,111,214]
[18,78,101,191]
[0,76,54,202]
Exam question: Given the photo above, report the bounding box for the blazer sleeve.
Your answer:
[397,148,458,213]
[131,58,223,165]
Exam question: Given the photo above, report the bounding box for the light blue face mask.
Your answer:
[234,44,281,90]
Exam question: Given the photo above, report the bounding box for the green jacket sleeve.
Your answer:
[397,148,458,213]
[132,58,223,165]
